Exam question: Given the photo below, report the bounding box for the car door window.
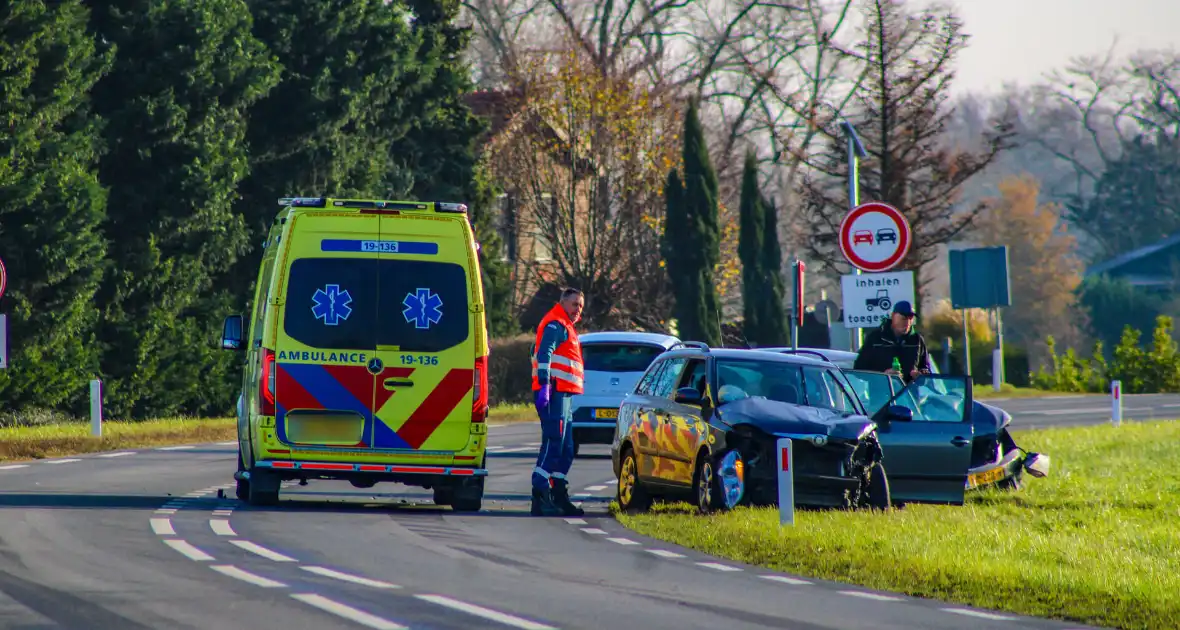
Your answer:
[802,366,852,412]
[890,376,969,422]
[650,358,687,399]
[821,369,858,412]
[635,360,666,395]
[677,359,708,396]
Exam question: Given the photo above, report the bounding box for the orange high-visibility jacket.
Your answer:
[531,304,584,393]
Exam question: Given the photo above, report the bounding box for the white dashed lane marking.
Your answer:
[839,590,903,602]
[163,539,214,562]
[415,594,557,630]
[216,441,237,446]
[150,518,175,536]
[157,445,196,450]
[211,564,287,588]
[644,549,685,559]
[96,452,135,458]
[584,485,608,491]
[0,464,28,470]
[563,518,587,525]
[210,519,237,537]
[606,537,640,546]
[230,540,297,562]
[580,528,608,535]
[291,593,408,630]
[760,575,811,585]
[43,459,81,464]
[697,562,742,572]
[942,608,1017,621]
[300,566,400,589]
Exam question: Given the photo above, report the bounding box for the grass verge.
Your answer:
[615,420,1180,630]
[0,418,236,463]
[487,403,537,424]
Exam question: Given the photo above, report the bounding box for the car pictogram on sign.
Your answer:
[853,230,874,245]
[876,228,897,244]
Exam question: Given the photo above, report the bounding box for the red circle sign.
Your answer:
[839,202,912,272]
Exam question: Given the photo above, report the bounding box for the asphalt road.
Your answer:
[981,392,1180,429]
[0,423,1102,630]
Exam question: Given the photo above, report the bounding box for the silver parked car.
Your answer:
[569,332,682,456]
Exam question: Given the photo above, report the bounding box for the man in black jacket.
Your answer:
[853,300,931,383]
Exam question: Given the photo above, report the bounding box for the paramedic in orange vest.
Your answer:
[530,288,585,517]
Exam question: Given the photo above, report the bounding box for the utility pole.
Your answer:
[840,120,867,351]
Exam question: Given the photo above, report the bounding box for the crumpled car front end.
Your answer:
[715,398,884,509]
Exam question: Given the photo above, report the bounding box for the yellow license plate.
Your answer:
[968,466,1006,488]
[595,408,619,419]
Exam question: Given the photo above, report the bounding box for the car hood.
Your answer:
[972,400,1011,435]
[717,397,875,442]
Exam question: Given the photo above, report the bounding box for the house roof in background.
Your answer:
[1086,232,1180,276]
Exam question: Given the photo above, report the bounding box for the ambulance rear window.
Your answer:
[283,258,469,353]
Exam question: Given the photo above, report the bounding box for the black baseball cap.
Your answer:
[892,300,915,317]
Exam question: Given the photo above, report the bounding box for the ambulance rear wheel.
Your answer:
[433,485,454,506]
[236,444,251,501]
[247,469,280,507]
[450,476,484,513]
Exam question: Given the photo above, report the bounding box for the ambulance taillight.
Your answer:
[260,348,276,416]
[472,355,489,423]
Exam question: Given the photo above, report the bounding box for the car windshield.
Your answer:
[581,343,665,373]
[890,375,969,422]
[841,369,901,415]
[714,359,804,405]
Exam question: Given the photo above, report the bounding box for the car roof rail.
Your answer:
[678,341,710,352]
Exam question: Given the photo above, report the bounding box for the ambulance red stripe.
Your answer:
[397,368,475,449]
[275,364,323,411]
[321,364,376,410]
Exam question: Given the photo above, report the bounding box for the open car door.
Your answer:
[871,374,974,505]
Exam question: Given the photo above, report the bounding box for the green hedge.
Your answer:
[1031,315,1180,394]
[489,334,535,406]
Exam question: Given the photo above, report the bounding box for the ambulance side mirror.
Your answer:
[221,315,244,350]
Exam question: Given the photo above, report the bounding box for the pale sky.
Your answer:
[939,0,1180,95]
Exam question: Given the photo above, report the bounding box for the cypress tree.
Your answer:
[88,0,281,418]
[737,151,765,345]
[758,195,790,346]
[662,99,721,346]
[0,1,111,414]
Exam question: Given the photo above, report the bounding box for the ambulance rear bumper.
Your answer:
[237,460,488,482]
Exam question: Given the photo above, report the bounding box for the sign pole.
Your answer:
[840,121,867,351]
[962,309,971,379]
[776,437,794,526]
[992,307,1004,392]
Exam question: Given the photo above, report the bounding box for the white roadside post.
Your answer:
[776,437,794,526]
[1111,380,1122,427]
[90,379,103,437]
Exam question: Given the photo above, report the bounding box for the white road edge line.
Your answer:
[97,452,135,458]
[941,608,1017,621]
[0,464,29,470]
[697,562,742,572]
[216,441,237,446]
[645,549,686,559]
[43,459,81,464]
[291,593,408,630]
[563,518,587,525]
[301,566,401,589]
[150,518,175,536]
[605,537,639,545]
[157,445,196,450]
[229,540,297,562]
[163,539,214,561]
[584,485,607,491]
[415,594,557,630]
[838,590,902,601]
[210,519,237,536]
[580,528,608,535]
[760,575,811,585]
[210,564,287,588]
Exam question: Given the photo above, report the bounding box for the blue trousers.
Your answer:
[532,390,574,491]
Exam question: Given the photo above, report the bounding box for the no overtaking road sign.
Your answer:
[839,202,912,273]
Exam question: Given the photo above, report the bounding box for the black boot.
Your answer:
[531,488,562,516]
[550,479,585,516]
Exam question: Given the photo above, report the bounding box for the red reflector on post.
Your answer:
[782,448,790,472]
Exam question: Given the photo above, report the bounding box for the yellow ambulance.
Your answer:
[220,197,490,510]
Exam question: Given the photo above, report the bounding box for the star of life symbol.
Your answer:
[311,284,353,326]
[403,288,443,330]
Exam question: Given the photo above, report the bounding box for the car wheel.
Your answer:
[451,476,484,513]
[693,454,717,515]
[235,443,251,501]
[247,470,280,507]
[616,447,651,512]
[433,485,455,506]
[863,462,891,510]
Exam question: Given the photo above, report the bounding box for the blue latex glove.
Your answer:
[534,384,551,416]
